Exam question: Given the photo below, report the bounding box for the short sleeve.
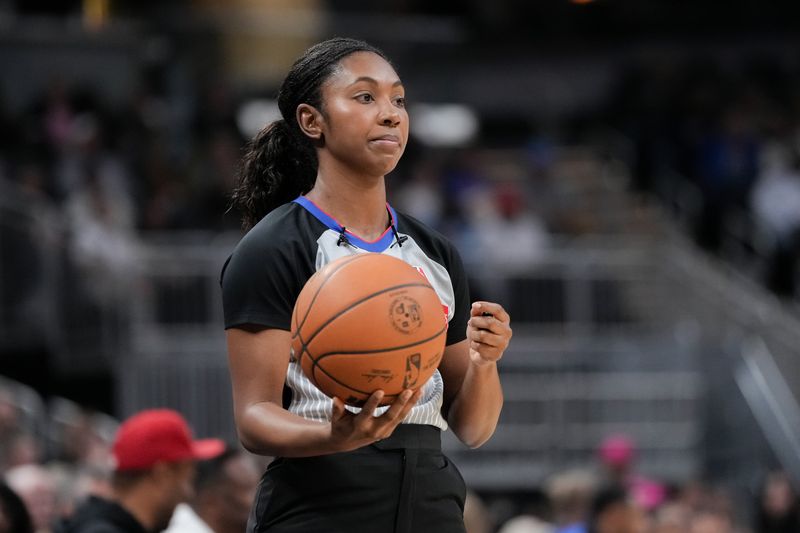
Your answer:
[220,233,308,331]
[445,243,471,346]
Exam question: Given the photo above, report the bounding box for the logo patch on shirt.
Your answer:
[413,266,450,323]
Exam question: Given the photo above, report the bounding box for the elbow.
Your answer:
[465,430,496,450]
[236,425,269,455]
[238,431,266,455]
[234,406,278,456]
[455,421,499,449]
[448,399,503,449]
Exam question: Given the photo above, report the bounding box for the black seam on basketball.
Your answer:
[313,368,383,397]
[293,254,367,339]
[293,253,365,338]
[294,331,308,366]
[311,358,410,399]
[311,323,447,363]
[307,325,446,396]
[300,282,437,347]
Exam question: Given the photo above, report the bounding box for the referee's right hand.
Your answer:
[330,388,422,451]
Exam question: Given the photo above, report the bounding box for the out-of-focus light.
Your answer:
[410,103,478,148]
[83,0,110,31]
[236,99,282,140]
[570,0,596,4]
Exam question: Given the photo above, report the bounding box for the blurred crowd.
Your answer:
[3,375,799,533]
[2,52,799,319]
[0,70,564,375]
[1,378,261,533]
[0,74,242,230]
[608,54,800,300]
[466,471,797,533]
[463,434,800,533]
[0,75,244,313]
[0,69,558,246]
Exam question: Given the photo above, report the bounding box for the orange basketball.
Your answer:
[291,253,447,407]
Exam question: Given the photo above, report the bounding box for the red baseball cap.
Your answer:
[112,409,225,472]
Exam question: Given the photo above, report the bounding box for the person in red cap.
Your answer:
[54,409,224,533]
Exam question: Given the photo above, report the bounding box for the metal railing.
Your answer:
[736,337,800,487]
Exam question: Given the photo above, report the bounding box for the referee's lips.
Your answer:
[370,134,402,147]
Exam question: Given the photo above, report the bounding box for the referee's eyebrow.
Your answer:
[349,76,404,88]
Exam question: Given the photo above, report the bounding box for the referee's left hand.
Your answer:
[466,301,512,366]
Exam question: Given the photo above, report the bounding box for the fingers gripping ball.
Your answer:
[291,253,447,407]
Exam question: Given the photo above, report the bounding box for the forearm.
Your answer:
[228,328,344,458]
[446,360,503,448]
[237,390,422,457]
[237,401,336,457]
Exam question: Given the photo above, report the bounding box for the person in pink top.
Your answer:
[598,434,666,512]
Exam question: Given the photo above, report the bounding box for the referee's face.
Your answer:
[317,51,409,180]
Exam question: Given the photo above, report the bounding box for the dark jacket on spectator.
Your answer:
[54,496,148,533]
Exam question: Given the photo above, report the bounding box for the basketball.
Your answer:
[290,253,448,407]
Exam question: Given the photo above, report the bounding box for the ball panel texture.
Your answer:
[291,253,447,406]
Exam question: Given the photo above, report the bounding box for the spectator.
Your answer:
[2,432,44,469]
[587,485,649,533]
[46,464,113,525]
[0,481,35,533]
[750,138,800,297]
[66,162,140,308]
[498,514,555,533]
[393,159,446,229]
[463,490,494,533]
[4,464,58,533]
[49,403,114,471]
[652,501,692,533]
[165,446,259,533]
[546,468,597,533]
[698,107,761,250]
[0,387,18,437]
[468,179,550,270]
[688,507,735,533]
[0,385,24,472]
[184,130,242,231]
[54,409,224,533]
[497,488,555,533]
[753,470,800,533]
[597,434,666,512]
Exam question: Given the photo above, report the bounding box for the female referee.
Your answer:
[221,37,512,533]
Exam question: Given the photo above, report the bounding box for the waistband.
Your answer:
[371,424,441,451]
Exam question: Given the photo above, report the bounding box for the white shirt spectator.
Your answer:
[164,503,214,533]
[751,142,800,242]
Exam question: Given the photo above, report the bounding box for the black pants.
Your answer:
[247,425,467,533]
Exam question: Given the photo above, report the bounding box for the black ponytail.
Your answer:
[231,119,316,231]
[230,37,389,230]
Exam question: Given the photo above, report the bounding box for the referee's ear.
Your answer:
[297,103,324,142]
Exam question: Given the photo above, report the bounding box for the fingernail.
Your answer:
[402,390,412,401]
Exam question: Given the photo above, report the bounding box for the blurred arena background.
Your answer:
[2,1,800,531]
